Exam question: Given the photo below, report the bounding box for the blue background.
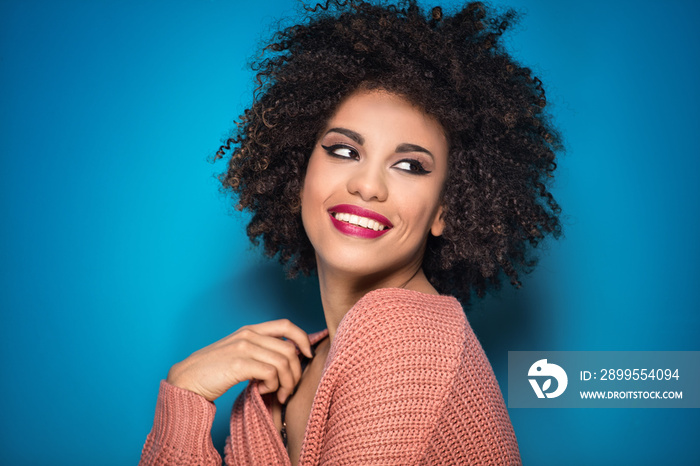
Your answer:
[1,0,698,464]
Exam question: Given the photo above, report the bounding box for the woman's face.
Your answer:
[301,89,449,283]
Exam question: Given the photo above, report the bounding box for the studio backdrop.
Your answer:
[1,0,698,464]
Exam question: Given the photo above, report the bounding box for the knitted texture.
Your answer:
[140,288,521,465]
[139,380,219,465]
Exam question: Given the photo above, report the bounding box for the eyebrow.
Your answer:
[395,143,434,161]
[324,127,434,160]
[325,127,364,145]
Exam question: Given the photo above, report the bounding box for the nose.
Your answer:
[346,162,388,202]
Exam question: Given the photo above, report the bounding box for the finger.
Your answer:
[234,339,298,400]
[234,359,279,395]
[247,338,304,404]
[252,336,303,386]
[250,319,313,358]
[231,328,303,385]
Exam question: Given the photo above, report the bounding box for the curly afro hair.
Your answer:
[216,0,562,305]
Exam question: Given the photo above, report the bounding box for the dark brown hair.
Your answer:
[216,0,562,304]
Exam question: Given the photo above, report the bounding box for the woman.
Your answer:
[141,1,560,464]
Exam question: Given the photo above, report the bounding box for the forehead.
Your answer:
[325,90,448,150]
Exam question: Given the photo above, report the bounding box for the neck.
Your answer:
[315,258,439,342]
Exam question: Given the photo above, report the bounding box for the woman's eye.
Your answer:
[321,144,358,159]
[393,159,431,175]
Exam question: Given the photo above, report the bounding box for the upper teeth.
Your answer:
[333,212,387,231]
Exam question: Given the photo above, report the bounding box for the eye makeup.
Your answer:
[319,127,436,175]
[321,144,359,160]
[393,158,431,174]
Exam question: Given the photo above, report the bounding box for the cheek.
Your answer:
[400,184,444,225]
[302,151,346,206]
[394,201,429,237]
[300,154,325,231]
[302,150,326,189]
[301,157,319,204]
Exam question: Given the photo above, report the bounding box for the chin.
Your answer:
[316,247,419,284]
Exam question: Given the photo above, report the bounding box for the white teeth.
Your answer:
[333,212,386,231]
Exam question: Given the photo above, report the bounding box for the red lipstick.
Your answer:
[328,204,393,239]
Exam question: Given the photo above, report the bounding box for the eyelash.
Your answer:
[321,144,431,175]
[322,144,359,160]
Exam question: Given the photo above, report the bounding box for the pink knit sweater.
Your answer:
[140,288,521,465]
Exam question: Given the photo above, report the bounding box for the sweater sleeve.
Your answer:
[139,380,222,466]
[418,324,521,465]
[315,290,521,465]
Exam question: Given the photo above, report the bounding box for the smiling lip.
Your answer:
[328,204,393,239]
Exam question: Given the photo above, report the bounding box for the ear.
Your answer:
[430,205,446,237]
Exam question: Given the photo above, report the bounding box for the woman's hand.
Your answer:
[166,319,313,403]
